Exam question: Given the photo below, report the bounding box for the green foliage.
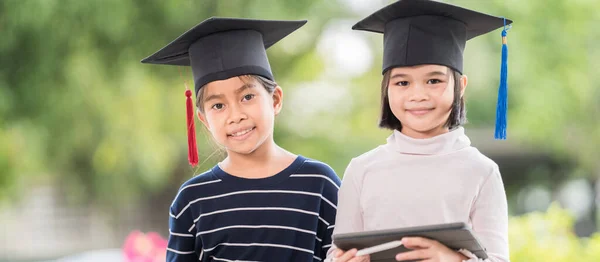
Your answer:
[0,0,598,208]
[451,0,600,170]
[509,203,600,261]
[0,0,599,257]
[0,0,345,206]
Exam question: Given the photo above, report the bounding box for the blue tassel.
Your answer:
[495,19,510,140]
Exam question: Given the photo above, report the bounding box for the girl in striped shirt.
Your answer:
[142,17,340,262]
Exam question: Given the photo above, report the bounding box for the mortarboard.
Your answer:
[141,17,307,96]
[352,0,513,139]
[141,17,307,166]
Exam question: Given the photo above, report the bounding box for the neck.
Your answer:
[221,136,290,174]
[389,126,470,155]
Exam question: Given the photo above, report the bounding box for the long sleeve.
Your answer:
[167,196,199,261]
[316,166,342,260]
[466,166,509,262]
[325,159,365,261]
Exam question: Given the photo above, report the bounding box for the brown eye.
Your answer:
[242,94,255,101]
[395,81,409,86]
[212,103,224,110]
[427,79,443,84]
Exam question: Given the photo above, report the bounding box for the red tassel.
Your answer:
[185,88,199,167]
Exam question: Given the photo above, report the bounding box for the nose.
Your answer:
[227,102,248,124]
[408,83,429,102]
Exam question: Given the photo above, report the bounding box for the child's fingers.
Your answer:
[400,237,435,249]
[335,248,358,261]
[350,255,370,262]
[395,249,430,261]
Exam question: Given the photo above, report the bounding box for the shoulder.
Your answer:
[461,146,501,182]
[185,167,221,186]
[297,157,337,177]
[294,156,341,187]
[179,167,222,194]
[335,145,391,189]
[467,147,499,170]
[351,145,387,165]
[170,167,221,209]
[346,145,392,175]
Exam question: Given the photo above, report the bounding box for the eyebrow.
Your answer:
[235,83,255,94]
[425,71,448,77]
[390,70,448,79]
[203,83,256,103]
[203,93,224,103]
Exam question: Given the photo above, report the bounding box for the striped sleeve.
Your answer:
[167,188,199,261]
[314,164,341,260]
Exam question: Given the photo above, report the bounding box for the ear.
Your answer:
[272,86,283,115]
[459,74,468,98]
[197,109,210,129]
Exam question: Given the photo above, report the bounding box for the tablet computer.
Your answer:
[332,222,487,261]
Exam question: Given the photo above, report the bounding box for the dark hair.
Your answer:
[378,67,466,131]
[196,75,277,113]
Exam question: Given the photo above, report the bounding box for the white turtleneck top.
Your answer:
[329,127,509,262]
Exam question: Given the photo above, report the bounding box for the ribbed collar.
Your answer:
[386,127,471,155]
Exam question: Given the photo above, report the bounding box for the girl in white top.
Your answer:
[329,0,513,261]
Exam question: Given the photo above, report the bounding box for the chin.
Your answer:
[227,145,260,155]
[400,121,430,131]
[402,122,444,133]
[414,126,440,132]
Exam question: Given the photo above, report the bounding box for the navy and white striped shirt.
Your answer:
[167,156,341,262]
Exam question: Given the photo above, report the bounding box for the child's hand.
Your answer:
[333,248,371,262]
[395,237,468,262]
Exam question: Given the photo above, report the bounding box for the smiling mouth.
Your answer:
[228,127,256,137]
[406,108,434,115]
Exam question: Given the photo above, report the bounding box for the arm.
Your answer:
[466,166,509,262]
[325,159,365,261]
[317,167,341,260]
[166,198,199,261]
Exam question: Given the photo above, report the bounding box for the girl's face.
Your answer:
[387,64,467,139]
[197,76,282,155]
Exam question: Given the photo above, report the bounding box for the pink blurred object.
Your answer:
[123,230,168,262]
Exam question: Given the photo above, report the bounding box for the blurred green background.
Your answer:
[1,0,599,261]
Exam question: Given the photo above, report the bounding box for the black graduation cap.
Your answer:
[140,17,307,167]
[353,0,513,140]
[352,0,512,75]
[141,17,307,95]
